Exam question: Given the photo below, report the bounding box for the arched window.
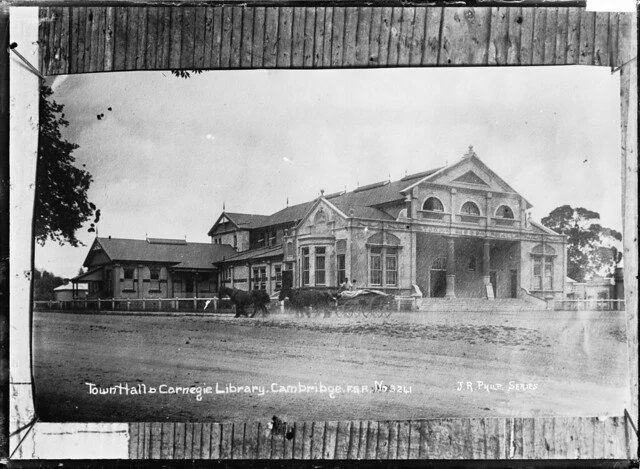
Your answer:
[497,205,514,219]
[461,201,481,215]
[423,197,444,212]
[431,257,447,271]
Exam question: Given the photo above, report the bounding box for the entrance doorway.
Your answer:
[510,269,518,298]
[430,257,447,297]
[490,271,497,298]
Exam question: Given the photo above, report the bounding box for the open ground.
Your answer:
[32,308,629,422]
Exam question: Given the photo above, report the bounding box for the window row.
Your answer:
[369,248,398,287]
[421,197,515,218]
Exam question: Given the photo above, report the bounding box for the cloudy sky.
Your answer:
[37,65,622,278]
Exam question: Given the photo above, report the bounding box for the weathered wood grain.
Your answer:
[41,5,630,74]
[343,7,358,66]
[442,7,492,65]
[368,6,382,67]
[387,7,401,66]
[310,421,325,459]
[283,422,294,459]
[300,421,311,459]
[346,420,359,459]
[408,420,421,458]
[135,6,148,70]
[193,6,206,68]
[291,7,304,68]
[397,7,415,66]
[168,7,182,69]
[518,7,535,65]
[387,420,399,459]
[330,7,345,67]
[566,7,580,65]
[202,6,214,69]
[126,416,633,460]
[232,422,245,459]
[229,6,242,69]
[488,7,508,65]
[543,7,557,65]
[276,6,293,68]
[219,6,232,68]
[409,7,425,66]
[377,7,393,67]
[303,7,315,67]
[531,8,546,64]
[263,6,278,68]
[124,6,138,70]
[554,7,568,64]
[364,420,377,459]
[355,7,371,67]
[220,422,233,459]
[422,6,442,65]
[251,7,264,68]
[377,420,390,459]
[578,9,596,65]
[318,7,330,67]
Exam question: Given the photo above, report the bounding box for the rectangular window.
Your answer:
[544,257,554,290]
[252,267,267,290]
[315,247,326,285]
[337,254,346,285]
[269,231,277,246]
[123,266,136,292]
[274,264,282,290]
[533,256,542,290]
[174,279,183,293]
[301,248,310,286]
[370,249,382,286]
[149,266,161,291]
[386,253,398,286]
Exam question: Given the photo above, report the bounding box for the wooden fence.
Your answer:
[38,6,635,76]
[128,416,633,459]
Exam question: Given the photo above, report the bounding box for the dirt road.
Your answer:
[32,309,630,422]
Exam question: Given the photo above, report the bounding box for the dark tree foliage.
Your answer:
[36,85,98,246]
[542,205,622,282]
[170,69,203,79]
[33,268,65,301]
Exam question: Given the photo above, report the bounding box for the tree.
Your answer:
[542,205,622,282]
[33,268,65,301]
[36,85,99,246]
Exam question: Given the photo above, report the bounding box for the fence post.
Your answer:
[127,301,130,311]
[142,300,145,311]
[213,298,218,312]
[193,298,197,311]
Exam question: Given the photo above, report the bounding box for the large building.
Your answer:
[210,148,567,300]
[73,147,567,302]
[75,237,236,299]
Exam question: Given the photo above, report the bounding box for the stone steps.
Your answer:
[417,298,545,312]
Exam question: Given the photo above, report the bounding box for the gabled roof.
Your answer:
[220,244,284,263]
[400,150,532,209]
[84,237,237,270]
[207,212,270,236]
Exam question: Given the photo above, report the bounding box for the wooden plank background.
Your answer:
[39,6,636,75]
[128,416,633,459]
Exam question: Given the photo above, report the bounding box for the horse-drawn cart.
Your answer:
[334,289,394,318]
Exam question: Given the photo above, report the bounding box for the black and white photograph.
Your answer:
[6,3,638,461]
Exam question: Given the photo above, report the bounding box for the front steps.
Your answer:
[417,298,545,312]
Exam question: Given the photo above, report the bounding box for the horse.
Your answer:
[218,286,270,318]
[278,286,337,318]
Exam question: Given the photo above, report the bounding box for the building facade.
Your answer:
[210,148,568,300]
[75,237,236,299]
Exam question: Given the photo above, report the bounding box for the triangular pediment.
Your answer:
[418,155,522,197]
[296,198,346,233]
[453,171,489,186]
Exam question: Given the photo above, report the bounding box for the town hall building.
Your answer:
[209,147,567,301]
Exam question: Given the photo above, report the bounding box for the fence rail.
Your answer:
[34,297,236,313]
[552,299,625,311]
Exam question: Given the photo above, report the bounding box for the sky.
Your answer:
[36,66,622,278]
